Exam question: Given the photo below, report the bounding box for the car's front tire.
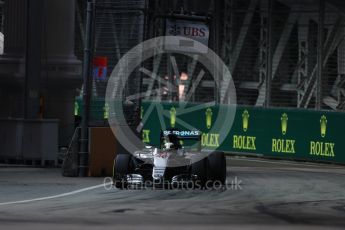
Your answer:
[191,157,208,189]
[113,154,133,189]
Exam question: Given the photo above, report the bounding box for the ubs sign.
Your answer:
[165,19,210,54]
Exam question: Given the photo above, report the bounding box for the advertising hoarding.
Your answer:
[165,19,209,54]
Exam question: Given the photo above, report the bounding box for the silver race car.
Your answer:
[113,130,226,189]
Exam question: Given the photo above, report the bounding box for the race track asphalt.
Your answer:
[0,156,345,230]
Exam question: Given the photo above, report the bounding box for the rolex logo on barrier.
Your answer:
[320,115,327,138]
[272,113,296,154]
[309,115,335,158]
[202,106,220,148]
[205,108,213,129]
[232,110,256,151]
[242,110,249,132]
[202,107,220,148]
[281,113,288,135]
[170,107,176,128]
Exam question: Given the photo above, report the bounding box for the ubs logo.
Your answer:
[169,25,181,36]
[168,25,207,38]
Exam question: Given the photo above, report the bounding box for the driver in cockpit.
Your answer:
[164,133,182,150]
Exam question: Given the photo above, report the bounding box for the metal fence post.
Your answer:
[265,0,273,108]
[316,0,324,110]
[79,0,94,177]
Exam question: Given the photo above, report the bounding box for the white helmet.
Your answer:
[164,142,174,150]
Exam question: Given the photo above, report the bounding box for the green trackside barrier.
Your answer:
[74,98,345,164]
[141,101,345,164]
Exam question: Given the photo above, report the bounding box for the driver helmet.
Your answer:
[166,133,181,150]
[164,141,174,150]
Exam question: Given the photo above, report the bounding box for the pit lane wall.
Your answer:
[141,101,345,164]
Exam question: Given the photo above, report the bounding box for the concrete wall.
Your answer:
[0,0,82,146]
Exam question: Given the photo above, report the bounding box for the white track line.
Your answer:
[0,183,112,206]
[230,157,343,168]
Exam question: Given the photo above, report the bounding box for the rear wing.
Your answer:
[160,130,202,151]
[161,130,201,140]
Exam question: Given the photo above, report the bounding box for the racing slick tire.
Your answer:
[207,151,226,185]
[113,154,133,189]
[191,157,208,189]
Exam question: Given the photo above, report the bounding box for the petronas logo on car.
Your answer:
[205,108,213,129]
[281,113,288,135]
[242,110,249,132]
[170,107,176,128]
[320,115,327,138]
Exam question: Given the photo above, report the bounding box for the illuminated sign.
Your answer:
[233,110,256,151]
[103,102,109,119]
[281,113,288,135]
[170,107,176,128]
[165,19,209,54]
[242,110,249,132]
[205,108,213,129]
[93,56,108,80]
[310,141,335,157]
[142,130,150,143]
[74,101,79,116]
[309,115,335,158]
[272,139,296,154]
[201,133,220,148]
[320,115,327,138]
[233,135,256,151]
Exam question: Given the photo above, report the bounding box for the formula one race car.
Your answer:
[113,130,226,189]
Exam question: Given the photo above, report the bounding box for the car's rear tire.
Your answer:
[113,154,133,189]
[207,151,226,185]
[191,157,208,189]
